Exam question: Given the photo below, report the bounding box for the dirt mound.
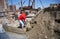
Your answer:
[26,10,55,39]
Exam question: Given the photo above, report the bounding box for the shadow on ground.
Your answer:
[0,33,10,39]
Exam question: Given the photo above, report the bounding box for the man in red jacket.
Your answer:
[18,10,26,28]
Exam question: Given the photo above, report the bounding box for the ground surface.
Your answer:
[0,32,27,39]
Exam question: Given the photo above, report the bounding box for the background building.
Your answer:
[0,0,8,12]
[0,0,8,16]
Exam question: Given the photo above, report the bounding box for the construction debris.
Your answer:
[26,10,55,39]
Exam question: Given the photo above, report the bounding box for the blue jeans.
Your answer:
[18,20,24,28]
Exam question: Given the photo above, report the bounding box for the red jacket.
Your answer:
[18,13,26,21]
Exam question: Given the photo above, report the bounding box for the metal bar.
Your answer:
[23,0,27,5]
[11,0,13,5]
[32,0,35,9]
[28,0,30,6]
[39,0,44,8]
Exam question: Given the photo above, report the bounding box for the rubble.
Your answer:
[7,20,19,28]
[2,10,59,39]
[25,20,32,31]
[2,15,20,28]
[26,10,55,39]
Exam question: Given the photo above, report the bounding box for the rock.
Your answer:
[23,28,26,32]
[7,20,19,28]
[45,36,48,39]
[26,21,32,31]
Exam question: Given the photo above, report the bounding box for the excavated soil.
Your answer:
[26,10,56,39]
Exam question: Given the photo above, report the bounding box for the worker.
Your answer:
[18,10,26,28]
